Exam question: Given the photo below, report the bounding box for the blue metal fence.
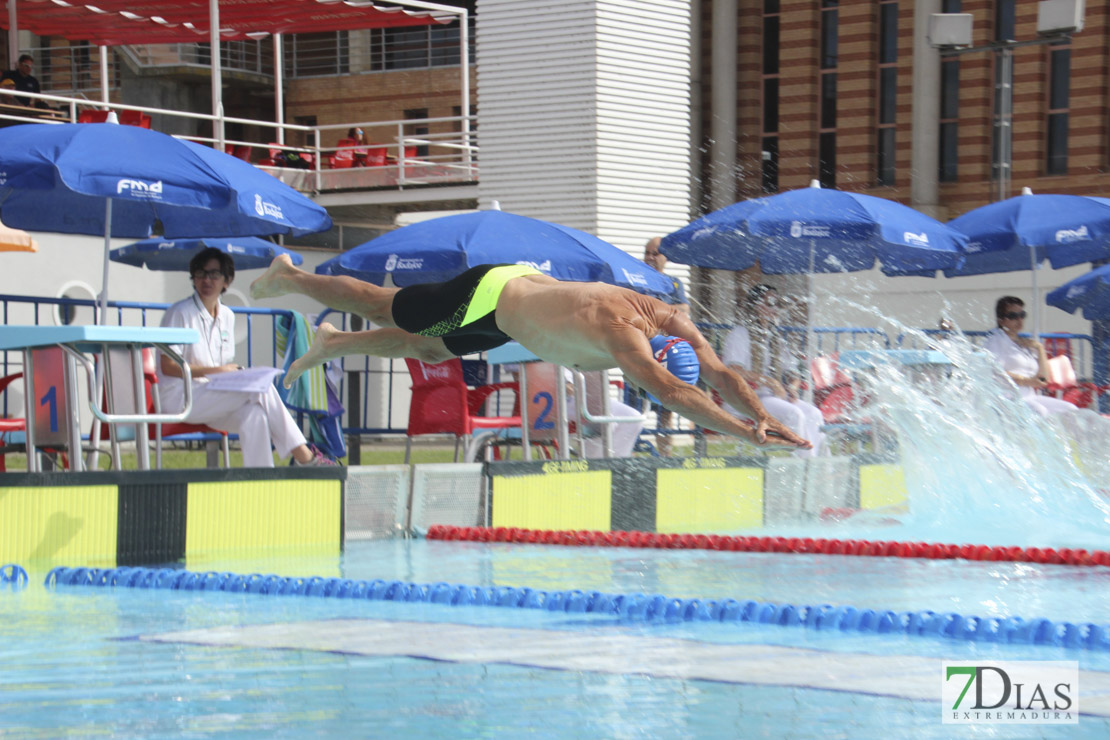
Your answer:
[2,292,1103,445]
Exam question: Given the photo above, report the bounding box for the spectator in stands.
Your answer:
[721,284,825,457]
[642,236,688,455]
[2,54,50,109]
[157,247,335,468]
[346,127,369,165]
[983,296,1078,418]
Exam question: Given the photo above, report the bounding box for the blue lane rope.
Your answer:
[1,563,29,590]
[42,565,1110,651]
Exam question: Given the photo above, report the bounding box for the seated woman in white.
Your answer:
[721,284,825,458]
[158,247,334,467]
[982,296,1077,418]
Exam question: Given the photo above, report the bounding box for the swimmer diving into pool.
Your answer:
[251,256,811,450]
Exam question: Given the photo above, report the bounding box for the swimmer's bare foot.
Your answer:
[250,254,298,300]
[284,322,340,388]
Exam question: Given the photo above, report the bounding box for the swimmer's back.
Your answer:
[495,274,682,369]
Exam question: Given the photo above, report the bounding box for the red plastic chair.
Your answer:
[328,138,357,169]
[118,110,152,128]
[403,358,521,463]
[0,372,26,472]
[1043,354,1108,409]
[1043,336,1071,359]
[78,109,110,123]
[362,146,388,167]
[224,144,251,161]
[253,143,282,167]
[141,349,231,468]
[810,354,856,423]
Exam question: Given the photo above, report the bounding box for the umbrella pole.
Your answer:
[99,200,112,324]
[1030,245,1041,340]
[88,199,112,470]
[805,240,816,403]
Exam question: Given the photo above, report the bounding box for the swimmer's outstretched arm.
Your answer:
[609,335,810,450]
[654,311,811,449]
[284,322,454,387]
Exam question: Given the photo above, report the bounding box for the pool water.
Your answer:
[2,538,1109,738]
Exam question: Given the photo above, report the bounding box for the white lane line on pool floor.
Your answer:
[140,619,1110,714]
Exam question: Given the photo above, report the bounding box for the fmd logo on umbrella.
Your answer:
[1055,225,1089,243]
[516,259,551,273]
[117,178,162,198]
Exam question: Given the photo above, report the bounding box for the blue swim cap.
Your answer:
[647,335,699,403]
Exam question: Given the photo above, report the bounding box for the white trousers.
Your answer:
[568,396,644,459]
[758,394,826,458]
[161,381,307,467]
[1025,394,1078,417]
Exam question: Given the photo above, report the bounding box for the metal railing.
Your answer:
[0,82,479,198]
[3,293,1101,446]
[27,25,473,90]
[121,41,274,77]
[18,45,119,96]
[282,23,474,78]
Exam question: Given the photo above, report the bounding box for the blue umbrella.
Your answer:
[946,188,1110,275]
[935,188,1110,338]
[1046,263,1110,320]
[316,210,676,297]
[0,121,331,318]
[660,181,968,399]
[660,180,969,276]
[111,237,304,271]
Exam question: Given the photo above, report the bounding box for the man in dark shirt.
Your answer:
[2,55,49,109]
[643,236,690,455]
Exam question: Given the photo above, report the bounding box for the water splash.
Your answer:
[765,297,1110,549]
[852,333,1110,547]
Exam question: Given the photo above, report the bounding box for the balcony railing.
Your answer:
[0,87,478,197]
[122,41,274,77]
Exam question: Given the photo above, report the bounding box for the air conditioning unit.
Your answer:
[1037,0,1085,35]
[928,14,973,49]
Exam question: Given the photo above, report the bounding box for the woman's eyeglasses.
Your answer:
[192,269,225,281]
[1003,310,1027,320]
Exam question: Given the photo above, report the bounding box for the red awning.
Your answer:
[2,0,451,46]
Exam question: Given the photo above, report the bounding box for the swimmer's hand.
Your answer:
[742,418,812,450]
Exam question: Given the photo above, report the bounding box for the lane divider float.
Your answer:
[426,525,1110,568]
[1,563,29,590]
[41,565,1110,651]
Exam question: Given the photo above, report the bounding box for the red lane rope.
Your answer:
[426,525,1110,567]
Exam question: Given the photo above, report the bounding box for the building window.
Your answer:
[405,108,430,158]
[995,0,1016,42]
[1046,45,1070,175]
[876,1,897,186]
[284,32,350,77]
[762,1,781,192]
[939,0,961,182]
[818,1,838,188]
[370,1,475,71]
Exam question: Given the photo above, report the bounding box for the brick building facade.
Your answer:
[695,0,1110,219]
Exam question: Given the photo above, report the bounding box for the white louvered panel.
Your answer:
[595,0,692,259]
[477,0,692,258]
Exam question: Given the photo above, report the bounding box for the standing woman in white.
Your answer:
[157,247,334,467]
